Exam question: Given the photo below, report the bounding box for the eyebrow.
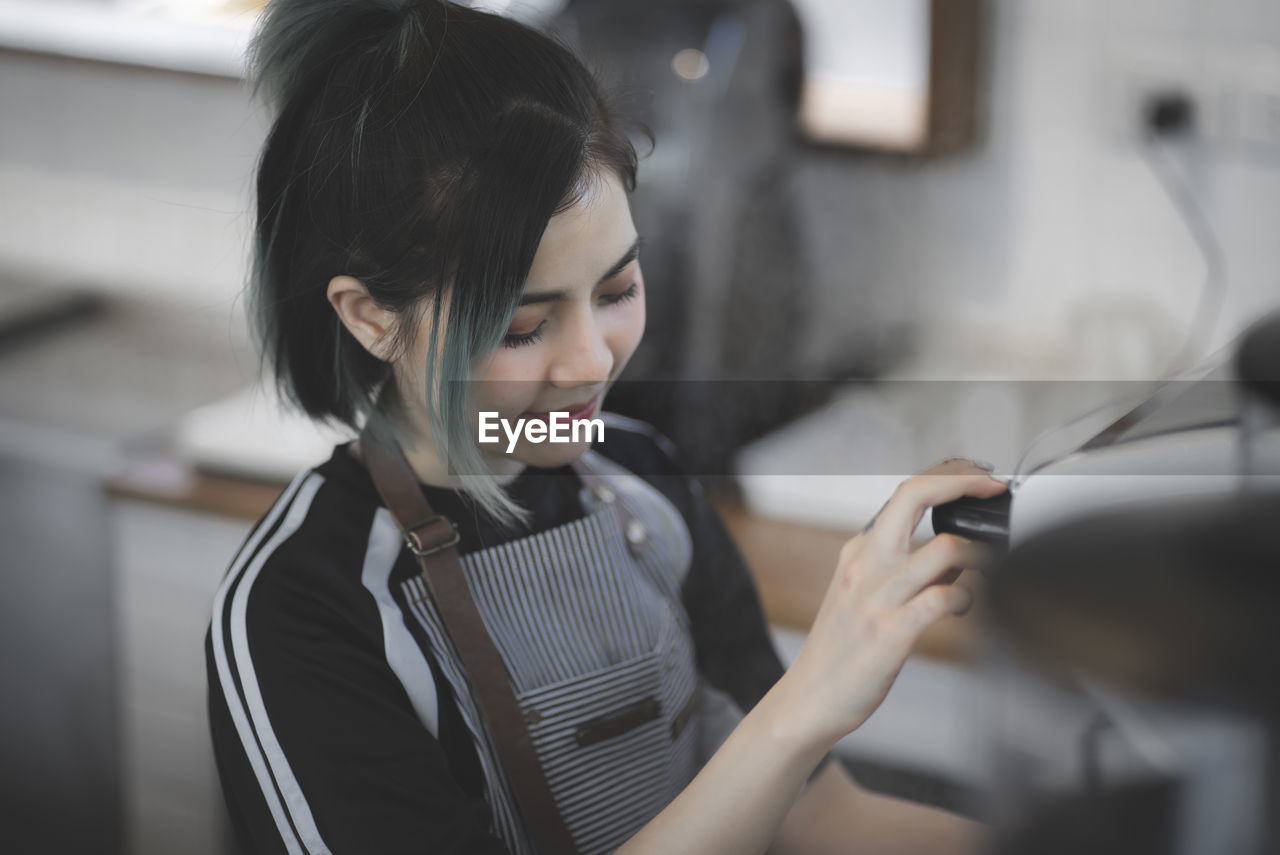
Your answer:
[517,236,642,307]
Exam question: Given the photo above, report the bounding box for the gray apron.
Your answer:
[400,448,702,854]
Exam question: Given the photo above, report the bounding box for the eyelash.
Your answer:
[502,323,545,349]
[501,281,639,349]
[602,281,639,306]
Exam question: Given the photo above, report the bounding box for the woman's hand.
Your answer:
[618,459,1006,855]
[775,459,1007,752]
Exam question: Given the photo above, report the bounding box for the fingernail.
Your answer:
[974,460,995,472]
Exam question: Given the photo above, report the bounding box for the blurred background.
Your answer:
[1,0,1277,852]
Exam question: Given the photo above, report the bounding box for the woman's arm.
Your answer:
[771,762,987,855]
[616,459,1005,855]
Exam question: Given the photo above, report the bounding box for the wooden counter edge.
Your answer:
[104,464,286,522]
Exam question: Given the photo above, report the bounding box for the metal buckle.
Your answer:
[403,514,460,557]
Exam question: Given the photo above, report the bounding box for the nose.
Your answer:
[548,304,613,388]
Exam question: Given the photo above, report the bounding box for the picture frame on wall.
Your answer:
[794,0,984,155]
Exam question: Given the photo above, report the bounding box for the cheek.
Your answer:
[472,349,546,415]
[610,288,646,360]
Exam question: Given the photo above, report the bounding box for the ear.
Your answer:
[327,275,395,361]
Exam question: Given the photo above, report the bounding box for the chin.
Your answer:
[512,439,593,470]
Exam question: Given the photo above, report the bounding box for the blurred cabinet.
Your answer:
[0,283,258,854]
[0,448,122,855]
[109,497,255,855]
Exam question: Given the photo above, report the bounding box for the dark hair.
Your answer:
[248,0,640,525]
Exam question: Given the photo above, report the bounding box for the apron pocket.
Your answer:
[574,697,661,748]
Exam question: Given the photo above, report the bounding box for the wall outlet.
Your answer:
[1103,54,1220,144]
[1104,49,1280,155]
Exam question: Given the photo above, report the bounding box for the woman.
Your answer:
[206,1,1005,852]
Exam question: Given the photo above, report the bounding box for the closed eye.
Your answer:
[601,281,638,305]
[502,320,545,349]
[503,281,637,348]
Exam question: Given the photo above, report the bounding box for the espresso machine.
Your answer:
[973,312,1280,854]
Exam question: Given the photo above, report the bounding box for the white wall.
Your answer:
[0,40,263,315]
[796,0,1280,382]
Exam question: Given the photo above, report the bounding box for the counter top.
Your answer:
[105,457,285,520]
[0,0,256,78]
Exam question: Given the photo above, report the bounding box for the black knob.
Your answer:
[1235,310,1280,410]
[931,492,1012,548]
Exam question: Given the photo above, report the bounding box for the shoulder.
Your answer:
[210,466,387,650]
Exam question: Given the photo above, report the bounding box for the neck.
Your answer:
[351,436,527,488]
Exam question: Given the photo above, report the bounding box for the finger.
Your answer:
[874,533,989,606]
[893,583,974,645]
[860,459,990,535]
[873,463,1007,548]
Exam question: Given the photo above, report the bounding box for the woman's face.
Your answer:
[401,169,646,471]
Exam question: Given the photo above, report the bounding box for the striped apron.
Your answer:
[400,448,702,854]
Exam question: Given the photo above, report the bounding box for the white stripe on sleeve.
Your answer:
[217,472,333,855]
[210,470,312,855]
[360,508,441,737]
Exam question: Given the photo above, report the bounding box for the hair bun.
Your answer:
[248,0,442,108]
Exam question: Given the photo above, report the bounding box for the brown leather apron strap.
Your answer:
[357,425,578,855]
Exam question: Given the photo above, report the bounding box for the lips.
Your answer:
[526,395,599,422]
